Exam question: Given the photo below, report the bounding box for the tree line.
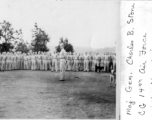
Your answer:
[0,20,74,53]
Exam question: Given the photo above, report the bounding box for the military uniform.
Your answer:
[78,53,81,71]
[70,53,73,71]
[112,53,116,72]
[57,53,60,71]
[1,53,6,71]
[48,53,52,70]
[108,53,113,72]
[24,54,28,70]
[67,52,71,71]
[88,53,93,71]
[31,53,35,70]
[52,52,58,72]
[59,48,67,80]
[73,53,79,71]
[100,54,104,72]
[103,53,107,72]
[0,53,2,71]
[84,53,89,72]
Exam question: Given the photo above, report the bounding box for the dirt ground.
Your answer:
[0,71,116,119]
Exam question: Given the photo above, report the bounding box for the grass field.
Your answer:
[0,71,116,119]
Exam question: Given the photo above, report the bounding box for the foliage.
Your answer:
[56,37,74,53]
[15,42,30,53]
[0,20,16,52]
[31,23,50,52]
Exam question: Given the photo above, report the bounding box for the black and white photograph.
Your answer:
[0,0,119,119]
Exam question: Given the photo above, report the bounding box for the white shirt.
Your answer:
[95,54,99,60]
[59,49,66,59]
[84,54,88,60]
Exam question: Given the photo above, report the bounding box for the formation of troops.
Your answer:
[0,51,116,73]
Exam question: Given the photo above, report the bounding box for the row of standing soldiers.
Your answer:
[0,51,116,72]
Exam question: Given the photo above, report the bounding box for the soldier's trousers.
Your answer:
[28,60,31,70]
[109,61,113,72]
[52,59,58,71]
[84,60,89,71]
[104,61,107,72]
[113,60,116,72]
[67,60,71,70]
[20,60,24,70]
[89,60,93,71]
[96,60,100,66]
[1,61,5,71]
[40,60,43,70]
[60,59,66,80]
[31,60,36,70]
[107,61,109,72]
[73,60,79,71]
[78,60,81,71]
[43,60,47,70]
[47,60,52,70]
[57,59,60,71]
[65,60,68,70]
[17,60,20,69]
[13,60,17,70]
[24,61,28,70]
[92,60,96,71]
[37,60,41,70]
[81,60,84,71]
[70,60,74,71]
[10,60,14,70]
[6,60,11,70]
[0,61,1,70]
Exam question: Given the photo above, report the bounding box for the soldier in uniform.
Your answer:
[14,52,17,70]
[59,43,67,81]
[0,53,1,70]
[5,52,8,70]
[108,52,113,72]
[103,52,107,72]
[40,52,43,70]
[6,52,11,71]
[24,53,28,70]
[1,52,6,71]
[100,53,104,73]
[57,52,60,71]
[31,52,35,70]
[92,53,96,72]
[84,52,89,72]
[43,52,47,71]
[106,52,110,72]
[73,52,79,71]
[48,52,52,71]
[11,52,15,70]
[65,52,68,71]
[94,52,98,72]
[21,53,24,70]
[35,52,38,70]
[112,53,116,72]
[88,52,93,72]
[46,52,49,70]
[110,69,116,87]
[78,53,81,71]
[52,51,58,72]
[70,52,73,71]
[66,52,70,71]
[27,52,30,70]
[17,52,20,69]
[36,51,40,70]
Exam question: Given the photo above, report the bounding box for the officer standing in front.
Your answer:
[59,43,67,81]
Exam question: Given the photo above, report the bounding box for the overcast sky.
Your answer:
[0,0,119,50]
